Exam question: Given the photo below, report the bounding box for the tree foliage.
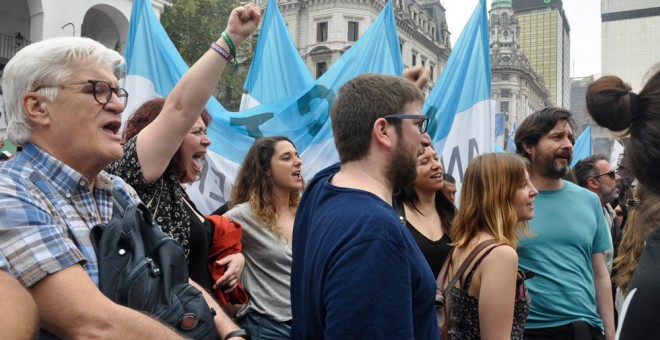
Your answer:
[160,0,256,111]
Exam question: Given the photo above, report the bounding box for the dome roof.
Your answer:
[491,0,512,9]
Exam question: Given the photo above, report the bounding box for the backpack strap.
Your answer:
[110,188,129,216]
[392,196,407,226]
[439,239,498,293]
[462,244,502,290]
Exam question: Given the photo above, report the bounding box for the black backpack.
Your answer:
[91,189,218,339]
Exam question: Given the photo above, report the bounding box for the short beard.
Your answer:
[534,151,571,179]
[387,139,418,195]
[601,184,619,203]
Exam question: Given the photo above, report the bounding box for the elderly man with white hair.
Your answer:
[0,3,260,339]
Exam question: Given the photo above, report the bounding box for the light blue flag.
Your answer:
[122,0,216,120]
[123,0,403,212]
[570,125,592,168]
[423,0,493,197]
[507,121,517,153]
[495,112,505,147]
[494,143,505,153]
[241,0,313,109]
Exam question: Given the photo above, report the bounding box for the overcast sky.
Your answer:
[441,0,602,78]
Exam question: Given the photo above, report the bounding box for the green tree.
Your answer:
[160,0,256,111]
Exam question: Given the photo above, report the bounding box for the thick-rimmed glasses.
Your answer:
[593,170,615,180]
[34,80,129,106]
[383,114,430,134]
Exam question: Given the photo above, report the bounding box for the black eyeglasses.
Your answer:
[383,114,430,134]
[34,80,129,106]
[593,170,616,180]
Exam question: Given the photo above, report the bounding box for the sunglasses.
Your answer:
[593,170,615,180]
[383,114,430,134]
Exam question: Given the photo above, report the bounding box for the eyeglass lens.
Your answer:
[92,80,128,106]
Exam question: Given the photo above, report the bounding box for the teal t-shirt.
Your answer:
[517,180,612,330]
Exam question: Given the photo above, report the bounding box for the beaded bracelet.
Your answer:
[220,31,239,71]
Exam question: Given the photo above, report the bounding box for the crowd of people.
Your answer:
[1,2,660,339]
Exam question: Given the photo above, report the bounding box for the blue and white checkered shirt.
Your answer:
[0,143,140,287]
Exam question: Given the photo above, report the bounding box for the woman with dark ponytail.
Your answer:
[586,66,660,339]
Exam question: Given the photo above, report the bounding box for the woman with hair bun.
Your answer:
[586,66,660,339]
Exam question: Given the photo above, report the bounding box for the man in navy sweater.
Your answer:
[290,73,438,339]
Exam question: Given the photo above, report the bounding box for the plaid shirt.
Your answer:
[0,143,140,287]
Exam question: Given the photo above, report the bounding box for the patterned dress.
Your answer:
[106,136,196,260]
[448,245,531,340]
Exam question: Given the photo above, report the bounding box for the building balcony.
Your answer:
[0,33,32,70]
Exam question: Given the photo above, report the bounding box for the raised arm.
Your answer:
[137,4,261,182]
[402,65,431,90]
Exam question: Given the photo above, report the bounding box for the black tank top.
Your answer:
[181,199,215,292]
[405,220,452,278]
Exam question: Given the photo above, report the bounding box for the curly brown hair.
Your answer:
[230,136,304,238]
[122,97,211,181]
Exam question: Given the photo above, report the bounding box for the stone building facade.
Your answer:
[489,0,551,142]
[276,0,452,95]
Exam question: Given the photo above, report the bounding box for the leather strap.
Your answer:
[438,239,499,292]
[224,328,251,340]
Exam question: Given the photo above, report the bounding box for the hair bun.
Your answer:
[629,92,642,121]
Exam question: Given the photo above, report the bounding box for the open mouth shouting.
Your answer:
[103,120,122,140]
[292,169,302,181]
[192,152,206,172]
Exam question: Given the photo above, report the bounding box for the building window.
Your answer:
[316,62,327,78]
[317,22,328,42]
[348,21,359,42]
[422,59,426,68]
[500,101,509,112]
[430,65,435,82]
[501,89,511,98]
[412,54,417,66]
[500,73,510,81]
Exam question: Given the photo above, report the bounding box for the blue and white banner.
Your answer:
[507,121,517,153]
[495,112,505,148]
[123,0,403,213]
[570,125,592,168]
[423,0,493,198]
[610,139,624,169]
[240,0,313,110]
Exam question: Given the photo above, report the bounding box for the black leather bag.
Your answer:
[91,190,217,339]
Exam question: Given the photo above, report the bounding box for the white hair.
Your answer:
[1,37,124,146]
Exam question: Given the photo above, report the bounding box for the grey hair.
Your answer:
[2,37,124,146]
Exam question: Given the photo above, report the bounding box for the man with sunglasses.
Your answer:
[515,108,615,340]
[575,155,622,268]
[291,73,438,339]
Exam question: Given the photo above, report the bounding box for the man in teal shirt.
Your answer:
[515,108,615,340]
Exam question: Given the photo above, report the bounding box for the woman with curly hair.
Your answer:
[225,136,304,339]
